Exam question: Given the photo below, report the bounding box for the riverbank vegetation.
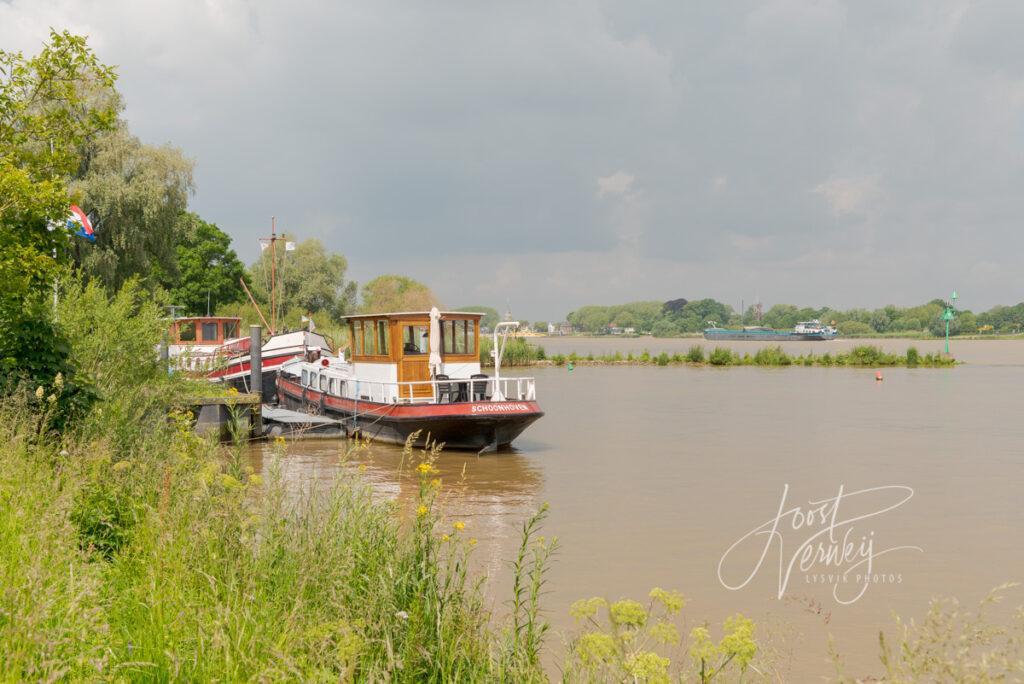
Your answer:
[566,298,1024,338]
[493,342,956,369]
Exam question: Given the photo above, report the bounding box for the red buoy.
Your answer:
[875,371,883,381]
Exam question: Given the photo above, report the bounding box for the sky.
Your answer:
[2,0,1023,320]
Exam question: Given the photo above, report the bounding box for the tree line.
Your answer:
[566,298,1024,337]
[1,31,502,424]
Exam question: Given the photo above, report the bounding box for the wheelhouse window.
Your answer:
[301,369,309,386]
[402,325,428,354]
[362,322,374,356]
[442,319,476,355]
[320,374,328,391]
[223,320,239,339]
[351,321,362,355]
[202,322,219,341]
[178,321,196,342]
[375,320,389,355]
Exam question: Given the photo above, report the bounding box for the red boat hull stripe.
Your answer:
[277,376,542,418]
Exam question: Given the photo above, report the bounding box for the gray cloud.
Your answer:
[2,0,1022,318]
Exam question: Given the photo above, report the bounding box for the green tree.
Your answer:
[71,124,194,289]
[0,31,118,424]
[249,238,357,324]
[361,274,438,313]
[165,212,246,315]
[454,306,499,330]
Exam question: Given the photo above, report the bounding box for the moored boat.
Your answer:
[277,309,543,451]
[703,319,838,341]
[167,315,332,401]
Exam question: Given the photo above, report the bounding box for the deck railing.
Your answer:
[334,376,536,405]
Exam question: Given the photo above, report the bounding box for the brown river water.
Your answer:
[247,337,1024,680]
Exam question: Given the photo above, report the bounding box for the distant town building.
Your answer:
[547,322,573,336]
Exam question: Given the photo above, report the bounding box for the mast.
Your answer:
[270,216,277,334]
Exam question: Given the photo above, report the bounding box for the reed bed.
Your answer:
[544,345,955,369]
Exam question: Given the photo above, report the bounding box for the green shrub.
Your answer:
[906,346,920,367]
[655,352,670,366]
[709,347,733,366]
[685,345,705,363]
[752,346,792,366]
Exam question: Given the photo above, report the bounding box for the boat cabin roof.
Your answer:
[343,311,483,321]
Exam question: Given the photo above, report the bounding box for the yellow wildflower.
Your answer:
[453,521,465,531]
[468,538,477,546]
[609,599,647,628]
[648,620,681,645]
[219,473,243,490]
[430,478,441,488]
[624,651,670,684]
[47,394,57,403]
[358,463,368,472]
[576,632,617,665]
[249,474,263,486]
[442,534,450,542]
[569,597,606,621]
[649,587,686,614]
[416,462,438,475]
[416,504,428,517]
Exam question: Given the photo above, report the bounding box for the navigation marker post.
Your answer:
[943,290,958,355]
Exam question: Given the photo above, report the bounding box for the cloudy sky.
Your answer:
[3,1,1023,319]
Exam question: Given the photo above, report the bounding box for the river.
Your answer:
[247,337,1024,680]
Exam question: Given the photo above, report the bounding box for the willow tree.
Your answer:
[361,274,439,313]
[248,238,357,325]
[71,125,194,289]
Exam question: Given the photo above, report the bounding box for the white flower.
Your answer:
[54,372,63,388]
[395,610,409,620]
[35,386,44,399]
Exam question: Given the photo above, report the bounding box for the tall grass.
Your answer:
[479,336,545,367]
[0,400,552,681]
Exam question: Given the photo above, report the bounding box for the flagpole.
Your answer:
[270,216,277,334]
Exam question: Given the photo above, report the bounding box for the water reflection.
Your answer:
[246,438,545,580]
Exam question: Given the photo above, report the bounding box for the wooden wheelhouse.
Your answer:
[345,311,482,400]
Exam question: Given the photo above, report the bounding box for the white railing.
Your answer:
[306,376,536,405]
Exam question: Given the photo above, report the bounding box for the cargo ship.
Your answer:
[703,319,838,341]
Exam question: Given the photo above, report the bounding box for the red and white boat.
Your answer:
[168,316,332,401]
[276,310,543,451]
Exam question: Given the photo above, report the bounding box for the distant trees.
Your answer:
[567,301,663,334]
[248,239,356,324]
[360,275,438,313]
[560,296,1024,337]
[454,306,499,330]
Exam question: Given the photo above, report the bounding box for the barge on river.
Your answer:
[703,319,838,342]
[277,309,543,451]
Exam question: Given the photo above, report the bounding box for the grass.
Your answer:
[0,398,554,681]
[541,345,955,369]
